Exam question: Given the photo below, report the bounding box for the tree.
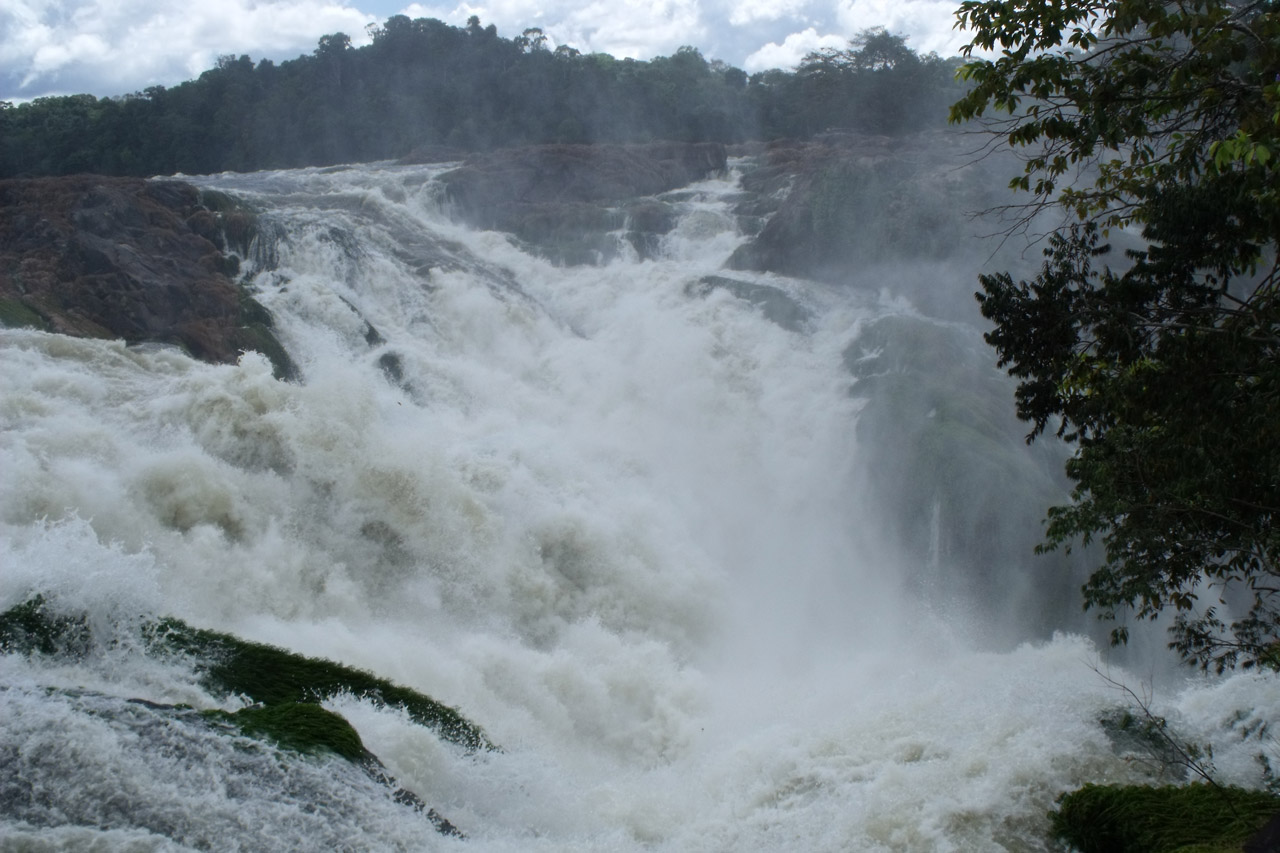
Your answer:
[951,0,1280,671]
[314,32,352,58]
[848,26,921,72]
[515,27,548,53]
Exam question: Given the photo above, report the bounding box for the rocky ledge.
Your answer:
[437,141,727,264]
[726,131,1003,281]
[0,175,295,379]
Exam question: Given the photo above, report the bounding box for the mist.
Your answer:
[1,18,1266,850]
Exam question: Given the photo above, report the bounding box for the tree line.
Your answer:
[0,19,963,178]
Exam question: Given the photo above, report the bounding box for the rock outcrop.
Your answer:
[438,142,727,264]
[0,175,295,379]
[725,132,1020,314]
[730,134,960,273]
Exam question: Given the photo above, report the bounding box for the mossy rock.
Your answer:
[143,617,495,753]
[229,285,298,381]
[197,189,246,215]
[197,190,261,258]
[2,598,474,837]
[0,297,49,331]
[208,701,368,762]
[0,597,494,753]
[1050,782,1280,853]
[0,595,92,658]
[233,320,298,382]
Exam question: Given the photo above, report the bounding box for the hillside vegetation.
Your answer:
[0,20,962,178]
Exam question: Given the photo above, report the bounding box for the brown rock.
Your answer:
[0,175,294,378]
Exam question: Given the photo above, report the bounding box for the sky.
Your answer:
[0,0,971,103]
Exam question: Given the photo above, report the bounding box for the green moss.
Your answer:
[234,320,298,382]
[1,597,494,753]
[1050,783,1280,853]
[230,286,298,381]
[3,595,472,835]
[0,595,91,658]
[208,702,368,761]
[197,189,246,214]
[0,297,49,331]
[145,617,495,753]
[197,189,261,256]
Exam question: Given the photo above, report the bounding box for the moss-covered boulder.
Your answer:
[2,595,483,836]
[0,594,92,658]
[1050,783,1280,853]
[0,296,48,330]
[143,616,494,753]
[211,701,368,762]
[2,596,491,753]
[203,700,465,836]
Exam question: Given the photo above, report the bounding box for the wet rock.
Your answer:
[686,275,811,332]
[0,175,296,379]
[439,142,726,265]
[377,351,405,384]
[725,132,1013,306]
[398,145,469,165]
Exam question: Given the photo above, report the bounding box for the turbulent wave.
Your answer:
[2,160,1276,851]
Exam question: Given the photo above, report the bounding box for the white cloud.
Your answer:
[562,0,704,57]
[742,27,846,72]
[397,3,475,26]
[835,0,967,57]
[1,0,377,99]
[726,0,807,27]
[27,32,109,77]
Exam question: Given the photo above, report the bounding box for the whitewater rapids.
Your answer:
[2,160,1276,851]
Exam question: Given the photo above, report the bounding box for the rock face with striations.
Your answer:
[727,132,1003,278]
[0,175,294,379]
[438,142,727,265]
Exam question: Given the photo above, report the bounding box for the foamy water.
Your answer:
[2,161,1274,851]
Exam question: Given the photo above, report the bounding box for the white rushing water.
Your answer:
[2,160,1278,851]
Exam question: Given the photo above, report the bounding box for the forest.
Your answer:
[0,18,962,178]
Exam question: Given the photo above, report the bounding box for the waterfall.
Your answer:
[3,160,1276,851]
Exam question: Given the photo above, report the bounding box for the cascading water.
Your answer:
[3,160,1278,851]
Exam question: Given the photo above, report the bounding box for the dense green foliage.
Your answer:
[1050,783,1279,852]
[0,19,961,177]
[953,0,1280,670]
